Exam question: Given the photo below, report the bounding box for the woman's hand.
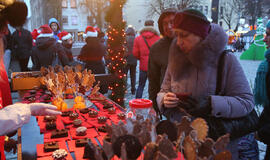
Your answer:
[163,92,179,108]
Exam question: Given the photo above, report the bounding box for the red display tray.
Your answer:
[67,138,98,152]
[36,141,68,157]
[69,128,99,139]
[44,131,71,142]
[36,152,73,160]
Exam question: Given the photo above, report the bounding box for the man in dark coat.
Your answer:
[11,26,32,71]
[32,24,69,70]
[124,26,137,95]
[148,8,177,116]
[58,31,74,64]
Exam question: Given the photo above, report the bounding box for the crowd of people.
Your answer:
[1,1,270,160]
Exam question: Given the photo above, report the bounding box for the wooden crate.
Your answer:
[11,71,41,90]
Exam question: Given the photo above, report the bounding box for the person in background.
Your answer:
[31,24,69,70]
[3,29,12,74]
[124,26,137,95]
[57,31,74,64]
[156,9,254,159]
[256,20,270,160]
[78,26,107,94]
[49,18,61,40]
[10,25,32,71]
[148,8,177,117]
[0,2,61,160]
[133,20,160,98]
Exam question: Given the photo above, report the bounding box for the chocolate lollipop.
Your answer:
[156,120,178,142]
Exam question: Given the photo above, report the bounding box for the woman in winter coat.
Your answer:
[157,9,254,159]
[0,2,61,160]
[124,27,137,94]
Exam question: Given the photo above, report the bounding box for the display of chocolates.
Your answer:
[88,110,98,118]
[44,116,57,122]
[76,127,87,136]
[108,107,115,114]
[73,119,82,127]
[75,138,88,147]
[46,121,56,130]
[52,149,68,160]
[97,116,107,124]
[44,141,59,152]
[79,108,89,114]
[117,113,126,120]
[51,129,68,138]
[69,113,79,120]
[61,111,73,117]
[103,103,113,109]
[98,126,107,133]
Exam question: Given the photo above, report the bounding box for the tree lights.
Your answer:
[105,0,127,106]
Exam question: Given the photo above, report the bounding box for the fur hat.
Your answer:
[83,26,98,38]
[173,9,210,39]
[57,31,72,41]
[37,24,53,38]
[158,8,177,36]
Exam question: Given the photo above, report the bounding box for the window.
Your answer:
[199,6,203,12]
[62,0,67,8]
[71,16,78,25]
[70,0,77,8]
[62,16,68,24]
[205,6,208,15]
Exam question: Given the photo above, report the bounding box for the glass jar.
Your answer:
[128,99,154,119]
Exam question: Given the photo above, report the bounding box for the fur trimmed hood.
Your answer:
[169,23,228,70]
[140,26,159,38]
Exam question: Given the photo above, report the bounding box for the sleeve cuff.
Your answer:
[210,95,229,117]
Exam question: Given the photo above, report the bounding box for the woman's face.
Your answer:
[264,28,270,49]
[50,23,58,32]
[176,29,202,54]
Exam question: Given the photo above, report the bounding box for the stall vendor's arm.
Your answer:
[210,54,254,118]
[0,103,61,136]
[0,103,31,136]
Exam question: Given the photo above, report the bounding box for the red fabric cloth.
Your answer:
[0,59,12,160]
[133,31,160,71]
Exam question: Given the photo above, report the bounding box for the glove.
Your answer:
[178,96,211,117]
[4,138,17,154]
[29,103,62,116]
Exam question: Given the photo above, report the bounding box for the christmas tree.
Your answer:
[240,18,266,60]
[105,0,127,106]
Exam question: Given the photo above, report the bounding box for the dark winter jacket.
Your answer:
[11,28,32,59]
[148,36,174,112]
[78,37,106,74]
[258,104,270,159]
[157,24,254,119]
[62,43,74,63]
[125,27,137,65]
[32,37,69,70]
[3,30,12,50]
[133,27,160,71]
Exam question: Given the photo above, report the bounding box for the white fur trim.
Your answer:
[84,31,98,38]
[62,33,72,41]
[37,33,53,38]
[57,40,62,43]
